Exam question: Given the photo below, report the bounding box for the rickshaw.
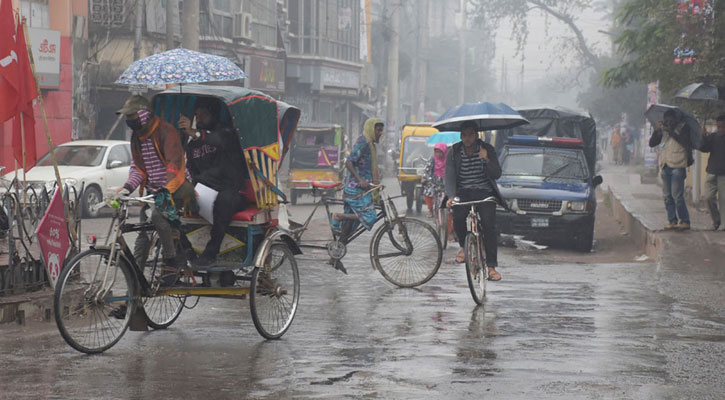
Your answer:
[53,85,302,354]
[398,124,437,212]
[288,124,345,205]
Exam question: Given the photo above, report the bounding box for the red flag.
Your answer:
[12,18,38,170]
[0,0,19,122]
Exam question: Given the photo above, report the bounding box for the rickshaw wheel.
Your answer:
[54,249,137,354]
[250,243,300,339]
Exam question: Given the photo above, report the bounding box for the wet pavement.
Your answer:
[1,180,724,399]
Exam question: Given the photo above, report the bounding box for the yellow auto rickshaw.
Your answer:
[288,124,345,204]
[398,124,438,212]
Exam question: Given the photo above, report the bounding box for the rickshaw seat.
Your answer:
[311,181,343,189]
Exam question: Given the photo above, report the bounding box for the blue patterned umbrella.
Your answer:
[115,48,247,85]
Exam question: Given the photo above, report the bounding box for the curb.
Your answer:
[605,187,665,260]
[0,287,55,325]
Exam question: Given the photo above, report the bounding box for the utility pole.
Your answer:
[166,0,176,50]
[414,0,429,122]
[386,0,401,150]
[457,0,466,104]
[182,0,200,51]
[133,0,143,60]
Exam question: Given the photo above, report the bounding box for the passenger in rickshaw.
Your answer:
[115,95,196,285]
[331,118,384,241]
[178,97,249,268]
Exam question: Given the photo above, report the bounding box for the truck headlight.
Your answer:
[568,201,587,212]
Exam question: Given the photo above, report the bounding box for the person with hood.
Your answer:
[445,120,505,281]
[178,97,248,270]
[115,95,195,286]
[422,142,455,241]
[331,118,384,243]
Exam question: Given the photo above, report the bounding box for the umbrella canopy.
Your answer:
[675,82,722,101]
[432,102,528,132]
[116,48,247,85]
[645,104,701,148]
[426,131,460,146]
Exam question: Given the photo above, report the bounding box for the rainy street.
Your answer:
[1,185,724,400]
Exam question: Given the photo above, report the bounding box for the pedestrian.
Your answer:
[611,126,622,164]
[115,95,195,285]
[179,97,249,273]
[649,109,693,230]
[699,114,725,230]
[445,120,505,281]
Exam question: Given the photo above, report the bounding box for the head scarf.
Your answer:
[433,142,448,178]
[362,118,383,182]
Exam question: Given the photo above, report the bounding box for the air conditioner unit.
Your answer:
[233,12,253,39]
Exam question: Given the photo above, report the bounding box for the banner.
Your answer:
[36,189,71,289]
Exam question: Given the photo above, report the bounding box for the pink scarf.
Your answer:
[433,142,448,178]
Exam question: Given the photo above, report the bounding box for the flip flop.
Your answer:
[455,251,465,264]
[488,269,502,281]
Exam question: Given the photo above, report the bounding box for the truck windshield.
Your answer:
[502,149,588,180]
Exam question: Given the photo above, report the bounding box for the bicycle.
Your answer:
[285,182,442,288]
[450,196,498,305]
[54,194,300,354]
[432,189,449,249]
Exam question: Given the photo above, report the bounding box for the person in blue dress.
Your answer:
[331,118,384,240]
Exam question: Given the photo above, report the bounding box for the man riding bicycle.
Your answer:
[445,120,505,281]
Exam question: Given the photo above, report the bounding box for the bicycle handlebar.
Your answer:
[450,196,497,207]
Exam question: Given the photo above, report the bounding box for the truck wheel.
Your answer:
[574,228,594,252]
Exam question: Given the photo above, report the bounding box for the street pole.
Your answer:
[133,0,143,60]
[415,0,429,122]
[182,0,200,51]
[457,0,466,104]
[386,0,400,150]
[166,0,176,50]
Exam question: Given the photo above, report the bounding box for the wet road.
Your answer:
[1,189,724,399]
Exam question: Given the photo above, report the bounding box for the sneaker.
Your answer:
[108,305,127,319]
[675,221,691,231]
[714,222,721,231]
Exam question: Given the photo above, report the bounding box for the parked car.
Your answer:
[1,140,132,218]
[496,135,603,252]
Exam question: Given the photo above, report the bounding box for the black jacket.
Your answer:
[700,133,725,175]
[186,122,246,192]
[444,139,506,207]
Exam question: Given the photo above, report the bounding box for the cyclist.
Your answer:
[331,118,384,241]
[444,120,505,281]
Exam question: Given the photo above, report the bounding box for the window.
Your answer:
[20,0,50,29]
[107,145,131,169]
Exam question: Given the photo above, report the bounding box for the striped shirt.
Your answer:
[124,139,167,192]
[458,144,492,192]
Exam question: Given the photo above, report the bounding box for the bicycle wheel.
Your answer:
[464,233,487,305]
[371,217,442,288]
[142,233,185,329]
[250,243,299,339]
[437,208,448,250]
[54,249,137,354]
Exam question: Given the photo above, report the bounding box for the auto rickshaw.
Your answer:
[398,124,437,212]
[288,124,345,205]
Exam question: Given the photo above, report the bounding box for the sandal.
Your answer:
[455,249,465,264]
[488,268,502,281]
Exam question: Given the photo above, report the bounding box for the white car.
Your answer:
[2,140,133,218]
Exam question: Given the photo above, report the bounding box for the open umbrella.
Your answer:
[432,102,528,132]
[426,131,460,146]
[644,104,701,148]
[674,82,722,101]
[115,48,247,85]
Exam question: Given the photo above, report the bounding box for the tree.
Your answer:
[602,0,725,96]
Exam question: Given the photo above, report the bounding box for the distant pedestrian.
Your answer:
[700,114,725,230]
[611,126,622,164]
[649,109,694,231]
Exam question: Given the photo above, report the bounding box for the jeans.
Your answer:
[661,166,690,224]
[202,189,247,258]
[705,173,725,227]
[452,189,498,268]
[134,203,179,268]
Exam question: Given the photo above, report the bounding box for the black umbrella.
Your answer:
[644,104,701,148]
[674,82,723,101]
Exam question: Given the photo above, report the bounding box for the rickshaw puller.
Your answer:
[179,97,249,270]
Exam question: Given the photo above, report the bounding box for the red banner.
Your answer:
[35,190,70,288]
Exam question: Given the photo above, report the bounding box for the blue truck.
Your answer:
[495,108,603,252]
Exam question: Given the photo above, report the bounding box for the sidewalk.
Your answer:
[600,162,725,260]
